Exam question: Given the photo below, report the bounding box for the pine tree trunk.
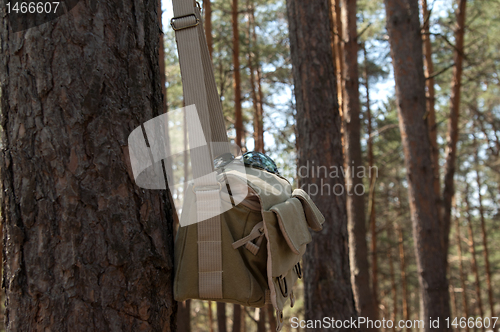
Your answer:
[247,0,264,153]
[256,308,266,332]
[465,184,485,332]
[475,149,496,322]
[331,0,343,119]
[384,0,451,329]
[365,44,379,323]
[420,0,440,201]
[232,305,241,332]
[340,0,378,326]
[204,0,213,59]
[0,1,176,330]
[177,300,192,332]
[397,224,411,331]
[217,302,228,332]
[267,304,277,332]
[455,214,469,332]
[441,0,467,266]
[388,225,397,330]
[287,0,358,325]
[232,0,243,148]
[209,301,215,332]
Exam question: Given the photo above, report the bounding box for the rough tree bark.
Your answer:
[340,0,378,326]
[384,0,451,329]
[287,0,358,326]
[465,184,485,332]
[0,0,176,331]
[441,0,467,266]
[232,0,243,148]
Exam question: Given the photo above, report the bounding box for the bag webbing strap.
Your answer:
[171,0,228,299]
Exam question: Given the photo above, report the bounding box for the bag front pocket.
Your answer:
[270,197,312,254]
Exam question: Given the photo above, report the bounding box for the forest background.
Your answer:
[160,0,500,331]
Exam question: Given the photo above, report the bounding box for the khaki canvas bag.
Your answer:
[170,1,325,330]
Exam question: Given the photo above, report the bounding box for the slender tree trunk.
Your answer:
[233,305,242,332]
[340,0,378,327]
[204,0,213,59]
[255,66,265,153]
[455,213,469,332]
[177,301,192,332]
[209,302,215,332]
[450,278,457,321]
[384,0,451,329]
[267,304,277,332]
[158,0,167,114]
[287,0,358,325]
[256,308,266,332]
[420,0,440,202]
[441,0,467,267]
[217,302,228,332]
[247,0,264,153]
[388,225,398,330]
[397,224,411,331]
[475,150,495,322]
[465,184,485,332]
[331,0,343,119]
[0,0,176,330]
[232,0,243,148]
[364,44,379,321]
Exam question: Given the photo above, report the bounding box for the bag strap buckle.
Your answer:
[170,13,200,31]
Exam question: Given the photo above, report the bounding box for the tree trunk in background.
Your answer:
[475,148,495,322]
[256,308,266,332]
[209,302,215,332]
[0,0,176,330]
[384,0,451,329]
[340,0,378,327]
[465,184,485,332]
[388,225,397,329]
[420,0,440,202]
[232,0,243,148]
[455,213,469,332]
[267,304,277,332]
[204,0,213,59]
[248,0,264,153]
[441,0,467,267]
[397,224,411,331]
[158,0,167,113]
[365,44,379,322]
[232,305,241,332]
[331,0,343,119]
[287,0,358,325]
[177,301,192,332]
[217,302,228,332]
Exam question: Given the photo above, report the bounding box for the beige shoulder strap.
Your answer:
[171,0,228,299]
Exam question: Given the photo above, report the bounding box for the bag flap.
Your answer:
[270,197,312,255]
[292,189,325,231]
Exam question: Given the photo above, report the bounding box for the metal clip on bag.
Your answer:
[170,2,325,331]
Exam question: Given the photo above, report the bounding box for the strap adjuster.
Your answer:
[170,14,200,31]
